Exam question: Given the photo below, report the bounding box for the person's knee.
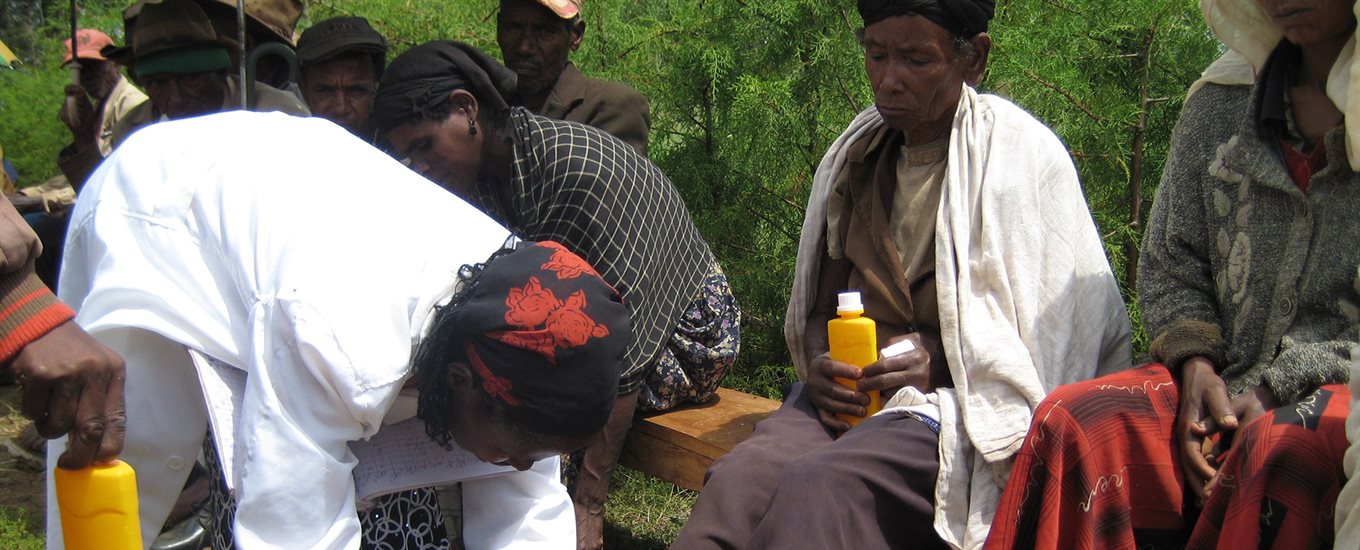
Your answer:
[773,449,845,498]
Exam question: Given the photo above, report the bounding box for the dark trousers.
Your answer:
[672,383,949,550]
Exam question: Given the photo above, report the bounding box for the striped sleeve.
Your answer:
[0,267,74,363]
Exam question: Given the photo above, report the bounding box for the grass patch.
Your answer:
[0,509,42,550]
[604,467,696,549]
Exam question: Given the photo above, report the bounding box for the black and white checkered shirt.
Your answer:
[484,108,715,392]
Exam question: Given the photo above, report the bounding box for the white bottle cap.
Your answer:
[837,291,863,313]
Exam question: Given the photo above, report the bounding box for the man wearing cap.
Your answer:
[296,17,387,141]
[57,0,308,196]
[58,29,147,160]
[38,30,147,219]
[9,30,151,291]
[496,0,651,154]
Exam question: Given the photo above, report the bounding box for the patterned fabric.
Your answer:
[486,108,717,394]
[1190,382,1349,548]
[415,240,631,439]
[639,261,741,412]
[984,364,1349,550]
[563,261,740,489]
[357,490,451,550]
[204,434,451,550]
[1139,51,1360,405]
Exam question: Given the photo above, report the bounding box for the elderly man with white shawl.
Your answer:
[988,0,1360,548]
[670,0,1131,548]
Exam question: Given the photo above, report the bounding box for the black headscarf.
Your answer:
[416,240,631,442]
[858,0,994,37]
[372,41,518,134]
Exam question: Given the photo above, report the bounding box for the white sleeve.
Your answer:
[230,297,406,549]
[460,456,575,549]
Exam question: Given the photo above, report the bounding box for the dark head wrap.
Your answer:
[416,240,630,442]
[858,0,994,37]
[372,41,518,135]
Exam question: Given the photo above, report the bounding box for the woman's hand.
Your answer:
[858,333,933,400]
[806,352,868,433]
[1176,356,1236,500]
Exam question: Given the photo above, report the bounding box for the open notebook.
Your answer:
[188,348,515,508]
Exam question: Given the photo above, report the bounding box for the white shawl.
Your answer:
[785,85,1132,548]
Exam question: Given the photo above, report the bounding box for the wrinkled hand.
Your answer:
[10,321,126,469]
[1228,385,1277,427]
[59,85,98,146]
[1201,385,1278,496]
[1176,357,1236,500]
[0,195,41,272]
[807,352,868,433]
[859,333,933,400]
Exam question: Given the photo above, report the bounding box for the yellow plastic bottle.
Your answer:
[828,291,880,427]
[54,459,143,550]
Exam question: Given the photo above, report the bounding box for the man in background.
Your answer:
[296,17,387,142]
[58,29,147,164]
[497,0,650,154]
[59,0,309,193]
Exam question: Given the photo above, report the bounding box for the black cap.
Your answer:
[296,16,387,66]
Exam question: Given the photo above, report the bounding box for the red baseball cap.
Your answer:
[534,0,581,19]
[62,29,115,67]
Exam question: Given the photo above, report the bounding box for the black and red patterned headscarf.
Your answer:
[416,240,630,443]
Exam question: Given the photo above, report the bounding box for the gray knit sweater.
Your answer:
[1139,81,1360,403]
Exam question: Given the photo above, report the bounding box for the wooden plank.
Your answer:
[621,388,780,491]
[618,429,710,491]
[632,388,779,459]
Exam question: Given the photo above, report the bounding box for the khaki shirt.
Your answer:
[535,63,651,155]
[98,76,149,156]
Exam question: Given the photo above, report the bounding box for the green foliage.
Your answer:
[604,467,695,548]
[988,0,1219,353]
[0,508,42,550]
[1,0,1218,392]
[0,3,125,185]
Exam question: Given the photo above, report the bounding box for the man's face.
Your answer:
[139,69,229,120]
[862,15,974,143]
[496,0,582,97]
[301,54,379,137]
[77,60,121,101]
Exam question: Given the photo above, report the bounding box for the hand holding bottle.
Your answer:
[858,333,934,400]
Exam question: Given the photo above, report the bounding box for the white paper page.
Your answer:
[187,348,246,490]
[349,418,515,508]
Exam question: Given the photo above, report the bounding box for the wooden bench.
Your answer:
[619,387,781,491]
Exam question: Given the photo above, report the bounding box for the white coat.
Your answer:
[45,111,575,549]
